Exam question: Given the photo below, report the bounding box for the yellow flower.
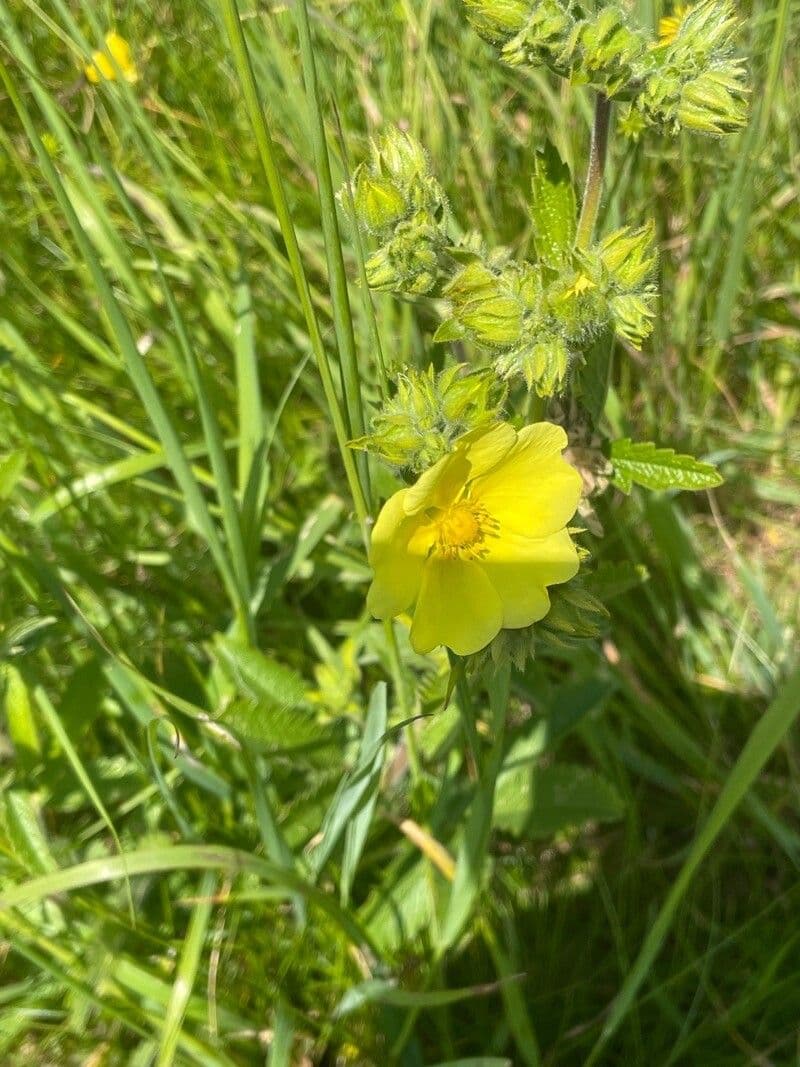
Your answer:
[658,4,689,45]
[85,31,138,84]
[367,422,582,656]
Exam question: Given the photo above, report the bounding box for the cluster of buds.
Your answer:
[576,223,658,348]
[432,223,656,396]
[637,1,748,134]
[344,128,449,294]
[350,365,505,472]
[464,0,747,136]
[503,2,647,98]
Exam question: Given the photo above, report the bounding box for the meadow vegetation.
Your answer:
[0,0,798,1063]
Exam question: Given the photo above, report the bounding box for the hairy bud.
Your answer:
[350,365,506,472]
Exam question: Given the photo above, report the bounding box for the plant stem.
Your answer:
[215,0,371,538]
[575,93,612,250]
[293,0,372,504]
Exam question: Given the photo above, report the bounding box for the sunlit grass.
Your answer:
[0,0,798,1063]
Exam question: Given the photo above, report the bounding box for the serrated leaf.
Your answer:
[213,635,306,711]
[531,141,576,269]
[494,762,623,838]
[432,317,465,343]
[213,635,314,749]
[610,439,724,493]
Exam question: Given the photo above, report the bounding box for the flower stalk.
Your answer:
[576,94,612,250]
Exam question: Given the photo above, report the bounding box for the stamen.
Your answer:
[434,502,498,560]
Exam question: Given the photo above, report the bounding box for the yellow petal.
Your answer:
[481,527,580,629]
[367,489,426,619]
[460,421,517,479]
[403,449,468,516]
[403,422,516,516]
[410,558,503,656]
[85,31,138,84]
[470,422,581,538]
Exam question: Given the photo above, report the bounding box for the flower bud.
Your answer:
[354,168,406,233]
[351,365,506,472]
[462,0,529,43]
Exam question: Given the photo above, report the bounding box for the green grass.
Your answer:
[1,0,799,1064]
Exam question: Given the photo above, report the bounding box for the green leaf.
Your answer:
[1,664,41,763]
[530,140,576,269]
[0,450,26,501]
[575,327,614,426]
[213,635,315,749]
[494,762,623,838]
[432,317,465,343]
[0,790,56,875]
[610,438,724,493]
[340,683,388,903]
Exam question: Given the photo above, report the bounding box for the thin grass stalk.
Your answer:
[293,0,370,484]
[332,102,389,402]
[214,0,370,535]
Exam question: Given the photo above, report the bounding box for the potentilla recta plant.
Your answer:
[343,0,738,675]
[303,0,746,956]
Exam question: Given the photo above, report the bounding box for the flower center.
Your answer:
[434,502,497,559]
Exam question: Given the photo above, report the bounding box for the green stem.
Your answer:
[575,94,612,250]
[215,0,370,537]
[293,0,372,506]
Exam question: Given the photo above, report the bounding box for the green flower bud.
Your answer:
[354,168,406,233]
[344,127,449,296]
[364,213,444,295]
[443,260,527,348]
[541,582,610,641]
[374,127,430,188]
[639,1,747,135]
[577,6,646,96]
[460,297,523,346]
[462,0,529,44]
[496,334,571,397]
[351,365,506,472]
[677,66,747,133]
[501,0,574,73]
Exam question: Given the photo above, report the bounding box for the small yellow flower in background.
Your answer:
[658,4,689,45]
[85,31,138,84]
[367,422,582,656]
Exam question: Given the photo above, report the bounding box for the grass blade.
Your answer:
[586,666,800,1063]
[157,871,216,1067]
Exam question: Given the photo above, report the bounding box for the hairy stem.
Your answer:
[576,94,612,250]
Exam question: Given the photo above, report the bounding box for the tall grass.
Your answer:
[0,0,798,1064]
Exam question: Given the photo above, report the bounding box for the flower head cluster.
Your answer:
[638,0,748,134]
[434,223,657,395]
[464,0,747,136]
[367,422,582,655]
[344,128,449,294]
[351,365,505,473]
[85,31,138,84]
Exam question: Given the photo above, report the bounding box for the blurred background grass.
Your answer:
[0,0,798,1063]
